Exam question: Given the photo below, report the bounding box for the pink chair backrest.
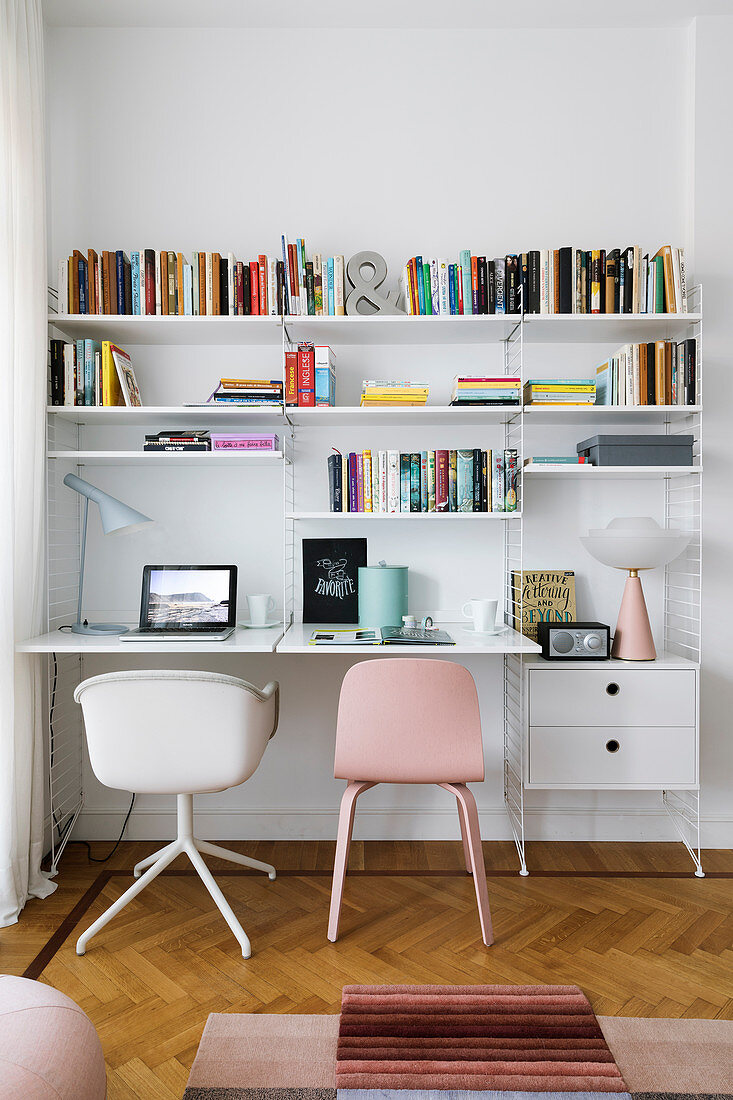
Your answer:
[334,658,484,783]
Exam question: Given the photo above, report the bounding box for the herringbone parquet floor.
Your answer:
[3,840,733,1100]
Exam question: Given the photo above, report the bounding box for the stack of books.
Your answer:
[360,381,429,407]
[595,340,696,406]
[524,456,589,470]
[399,245,689,315]
[450,376,521,406]
[143,431,211,452]
[524,379,596,406]
[204,378,283,407]
[327,448,519,513]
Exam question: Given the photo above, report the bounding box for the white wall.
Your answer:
[44,20,731,846]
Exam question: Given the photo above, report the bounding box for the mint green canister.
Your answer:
[358,563,408,629]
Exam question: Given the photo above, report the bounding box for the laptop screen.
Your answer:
[140,566,237,629]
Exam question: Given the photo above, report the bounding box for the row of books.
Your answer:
[524,380,596,406]
[49,339,141,406]
[400,245,689,315]
[327,448,519,513]
[56,239,348,318]
[143,431,279,452]
[361,381,428,407]
[451,376,521,406]
[595,340,697,406]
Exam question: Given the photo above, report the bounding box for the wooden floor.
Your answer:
[3,840,733,1100]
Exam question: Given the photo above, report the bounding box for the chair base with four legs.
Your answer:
[327,779,494,947]
[76,794,276,958]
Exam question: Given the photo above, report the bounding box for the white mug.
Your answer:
[247,593,275,626]
[461,598,498,633]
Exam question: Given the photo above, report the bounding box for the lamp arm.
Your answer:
[76,496,89,627]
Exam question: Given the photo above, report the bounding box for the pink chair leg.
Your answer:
[328,780,375,942]
[456,796,473,874]
[441,782,494,946]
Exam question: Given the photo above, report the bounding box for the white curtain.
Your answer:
[0,0,56,925]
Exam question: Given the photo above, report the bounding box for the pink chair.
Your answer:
[327,658,494,946]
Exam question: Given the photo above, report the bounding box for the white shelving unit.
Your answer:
[38,294,704,874]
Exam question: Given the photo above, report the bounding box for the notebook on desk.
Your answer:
[120,566,237,641]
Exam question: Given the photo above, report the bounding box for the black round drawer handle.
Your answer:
[606,682,620,696]
[606,739,620,753]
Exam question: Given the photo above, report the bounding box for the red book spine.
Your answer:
[436,450,449,511]
[236,262,244,315]
[297,342,315,407]
[285,350,298,406]
[145,250,155,315]
[457,265,464,314]
[258,254,268,315]
[198,252,206,316]
[249,261,259,315]
[409,258,419,315]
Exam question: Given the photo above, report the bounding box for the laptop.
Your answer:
[120,565,237,641]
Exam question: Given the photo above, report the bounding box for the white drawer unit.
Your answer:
[525,660,699,791]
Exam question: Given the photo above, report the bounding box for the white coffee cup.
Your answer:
[247,594,275,626]
[461,598,498,633]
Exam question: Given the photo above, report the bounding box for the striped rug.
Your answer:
[336,984,629,1093]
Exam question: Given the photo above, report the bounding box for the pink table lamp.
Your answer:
[580,517,692,661]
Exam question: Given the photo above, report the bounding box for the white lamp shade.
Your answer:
[580,516,691,571]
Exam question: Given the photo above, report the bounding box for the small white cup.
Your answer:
[461,598,498,633]
[247,594,275,626]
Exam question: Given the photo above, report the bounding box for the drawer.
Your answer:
[528,668,696,727]
[528,724,697,787]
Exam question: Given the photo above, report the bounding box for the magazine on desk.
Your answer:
[309,627,455,645]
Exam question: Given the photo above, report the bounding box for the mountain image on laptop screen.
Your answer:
[148,569,231,625]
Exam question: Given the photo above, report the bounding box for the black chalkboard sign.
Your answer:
[302,538,367,623]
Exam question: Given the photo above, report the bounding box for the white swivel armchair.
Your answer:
[73,670,279,958]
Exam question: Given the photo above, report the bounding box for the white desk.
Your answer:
[16,624,284,654]
[275,622,540,655]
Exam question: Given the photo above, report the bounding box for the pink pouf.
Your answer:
[0,974,106,1098]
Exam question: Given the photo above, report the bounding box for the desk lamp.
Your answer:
[64,473,153,635]
[580,516,691,660]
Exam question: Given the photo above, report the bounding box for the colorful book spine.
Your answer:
[387,450,400,513]
[457,450,473,512]
[436,450,449,511]
[427,451,436,512]
[400,453,410,512]
[492,452,505,512]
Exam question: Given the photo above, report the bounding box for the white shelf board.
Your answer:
[287,511,521,520]
[283,313,519,345]
[47,405,285,426]
[16,624,284,653]
[48,313,282,345]
[47,449,285,466]
[276,622,539,655]
[523,312,701,342]
[523,652,699,671]
[287,405,519,427]
[524,405,701,426]
[524,464,701,479]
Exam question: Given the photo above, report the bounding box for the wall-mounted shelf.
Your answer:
[286,510,521,520]
[47,313,282,346]
[523,465,701,479]
[283,314,519,345]
[47,449,286,467]
[523,312,701,342]
[524,405,701,426]
[47,405,285,425]
[286,405,519,427]
[49,310,699,348]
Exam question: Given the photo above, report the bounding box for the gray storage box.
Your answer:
[576,434,694,466]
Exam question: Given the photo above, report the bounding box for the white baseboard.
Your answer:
[73,805,733,849]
